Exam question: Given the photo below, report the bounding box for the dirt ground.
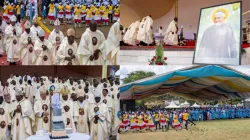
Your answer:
[120,119,250,140]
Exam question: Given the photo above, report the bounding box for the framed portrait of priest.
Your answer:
[193,1,242,65]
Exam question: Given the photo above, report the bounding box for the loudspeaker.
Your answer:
[120,100,135,111]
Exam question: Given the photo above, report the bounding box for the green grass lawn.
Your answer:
[120,119,250,140]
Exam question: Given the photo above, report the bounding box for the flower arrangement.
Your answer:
[149,44,167,65]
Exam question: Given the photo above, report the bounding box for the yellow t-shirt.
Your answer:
[74,8,81,16]
[9,6,14,12]
[58,5,64,11]
[100,6,105,11]
[183,113,189,120]
[86,9,92,18]
[65,5,71,12]
[108,5,113,13]
[130,117,136,124]
[81,5,86,11]
[154,114,159,119]
[114,7,120,15]
[91,5,96,10]
[16,5,20,15]
[4,5,9,14]
[95,8,100,16]
[160,114,165,120]
[49,4,54,13]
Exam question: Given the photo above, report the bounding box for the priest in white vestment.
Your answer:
[11,87,35,140]
[0,17,7,56]
[0,92,13,140]
[77,20,106,65]
[123,20,140,46]
[101,88,113,134]
[73,89,89,134]
[48,19,65,64]
[89,95,111,140]
[34,86,50,132]
[137,16,153,45]
[19,21,37,65]
[60,87,76,132]
[103,20,121,65]
[33,29,53,65]
[30,16,42,40]
[25,80,37,106]
[56,28,79,65]
[5,15,22,65]
[164,17,179,45]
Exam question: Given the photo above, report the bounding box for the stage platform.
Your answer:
[120,44,250,65]
[120,44,250,51]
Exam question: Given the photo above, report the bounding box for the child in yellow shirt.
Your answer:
[65,2,71,24]
[8,3,14,18]
[130,113,138,132]
[102,7,109,26]
[108,4,113,23]
[94,7,101,25]
[113,5,120,22]
[148,113,156,131]
[100,4,105,16]
[48,1,55,24]
[80,4,86,23]
[57,3,64,23]
[173,112,182,130]
[15,3,21,23]
[74,5,81,28]
[3,2,10,22]
[85,7,92,26]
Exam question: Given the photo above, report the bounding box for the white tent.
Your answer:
[191,102,200,108]
[182,101,190,107]
[165,101,180,108]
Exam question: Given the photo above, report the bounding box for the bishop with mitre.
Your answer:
[11,86,35,140]
[60,86,76,132]
[19,20,37,65]
[5,15,22,65]
[33,29,53,65]
[34,86,50,132]
[73,88,89,134]
[48,19,65,64]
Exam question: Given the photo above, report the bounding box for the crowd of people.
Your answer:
[2,0,120,27]
[119,107,250,133]
[0,73,121,140]
[0,13,121,65]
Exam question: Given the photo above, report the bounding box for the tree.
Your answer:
[122,71,156,84]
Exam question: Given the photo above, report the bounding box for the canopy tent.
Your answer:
[120,65,250,102]
[180,101,190,107]
[165,101,180,108]
[191,102,200,108]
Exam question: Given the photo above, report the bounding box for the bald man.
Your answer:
[77,21,106,65]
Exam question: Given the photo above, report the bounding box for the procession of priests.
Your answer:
[0,73,121,140]
[0,14,121,65]
[123,16,179,46]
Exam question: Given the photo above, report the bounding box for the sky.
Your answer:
[120,65,250,83]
